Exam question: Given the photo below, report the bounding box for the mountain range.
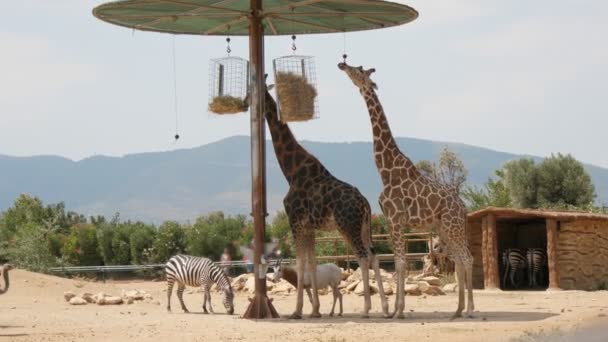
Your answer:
[1,135,606,223]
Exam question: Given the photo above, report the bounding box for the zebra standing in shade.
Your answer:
[502,249,528,289]
[165,255,234,315]
[527,248,547,288]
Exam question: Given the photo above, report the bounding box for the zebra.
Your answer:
[526,248,547,288]
[501,249,527,289]
[165,255,234,315]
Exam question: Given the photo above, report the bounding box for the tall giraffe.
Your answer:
[338,62,475,319]
[264,87,389,319]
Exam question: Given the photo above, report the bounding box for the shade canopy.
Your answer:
[93,0,418,36]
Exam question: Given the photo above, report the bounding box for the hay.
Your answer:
[275,72,317,122]
[208,95,249,114]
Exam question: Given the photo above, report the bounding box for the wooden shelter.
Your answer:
[467,207,608,291]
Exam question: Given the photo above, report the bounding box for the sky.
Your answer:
[1,1,607,168]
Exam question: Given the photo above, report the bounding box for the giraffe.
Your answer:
[263,86,389,319]
[338,62,475,319]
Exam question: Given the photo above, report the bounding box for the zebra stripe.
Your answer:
[526,248,547,288]
[165,255,234,315]
[501,249,527,289]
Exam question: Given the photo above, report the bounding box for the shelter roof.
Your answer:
[468,207,608,222]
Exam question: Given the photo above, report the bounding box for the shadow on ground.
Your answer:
[238,311,558,324]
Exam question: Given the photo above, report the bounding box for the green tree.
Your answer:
[187,212,246,260]
[503,158,538,208]
[462,169,512,211]
[270,211,293,258]
[536,153,596,207]
[7,222,59,272]
[129,223,157,265]
[62,224,103,266]
[110,223,133,265]
[152,221,187,263]
[416,146,468,190]
[0,194,46,248]
[96,221,115,266]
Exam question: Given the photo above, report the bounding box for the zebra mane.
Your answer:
[211,262,232,292]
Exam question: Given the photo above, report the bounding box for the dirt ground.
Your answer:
[1,269,607,342]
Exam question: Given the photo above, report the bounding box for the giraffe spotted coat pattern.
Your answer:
[339,62,475,319]
[264,87,389,319]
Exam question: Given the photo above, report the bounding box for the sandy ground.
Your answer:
[1,269,607,342]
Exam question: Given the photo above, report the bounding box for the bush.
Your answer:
[7,223,59,272]
[187,212,246,260]
[152,221,187,263]
[129,223,157,265]
[61,224,103,266]
[270,211,293,258]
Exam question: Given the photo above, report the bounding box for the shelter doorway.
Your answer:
[497,218,548,290]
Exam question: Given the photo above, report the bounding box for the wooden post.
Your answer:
[481,216,489,288]
[486,214,500,289]
[546,218,560,290]
[242,0,279,319]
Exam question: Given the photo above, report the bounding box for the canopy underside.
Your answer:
[93,0,418,36]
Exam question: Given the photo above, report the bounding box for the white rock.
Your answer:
[98,296,123,305]
[93,292,106,303]
[269,281,294,295]
[231,274,250,291]
[64,291,76,302]
[442,283,458,293]
[421,276,441,286]
[346,280,360,292]
[424,286,445,296]
[354,281,378,296]
[382,282,394,296]
[417,281,430,293]
[80,293,95,304]
[69,297,87,305]
[404,283,421,296]
[244,277,256,293]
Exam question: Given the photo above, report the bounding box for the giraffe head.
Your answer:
[338,62,377,91]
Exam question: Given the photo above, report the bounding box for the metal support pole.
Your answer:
[243,0,279,319]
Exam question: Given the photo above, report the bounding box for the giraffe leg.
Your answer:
[451,260,466,320]
[290,242,306,319]
[464,255,475,317]
[166,279,174,312]
[393,258,407,319]
[371,255,390,318]
[306,248,322,318]
[176,284,189,313]
[359,257,371,318]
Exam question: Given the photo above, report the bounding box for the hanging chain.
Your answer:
[226,37,231,56]
[291,35,297,54]
[342,32,348,63]
[172,36,179,141]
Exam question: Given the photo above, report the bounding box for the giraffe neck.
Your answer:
[264,91,329,185]
[361,88,418,173]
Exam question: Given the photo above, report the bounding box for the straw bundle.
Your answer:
[275,72,317,122]
[208,95,249,114]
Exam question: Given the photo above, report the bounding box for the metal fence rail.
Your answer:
[48,232,435,277]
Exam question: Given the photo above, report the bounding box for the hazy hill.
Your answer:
[1,136,606,223]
